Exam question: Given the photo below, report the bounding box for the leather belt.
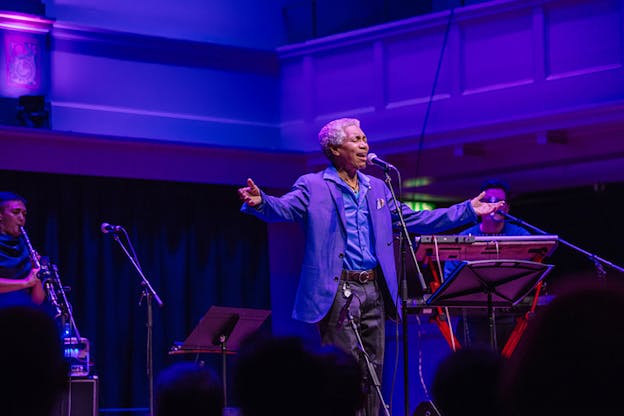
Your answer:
[342,269,376,284]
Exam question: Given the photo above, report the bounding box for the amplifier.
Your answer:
[63,337,90,377]
[51,376,98,416]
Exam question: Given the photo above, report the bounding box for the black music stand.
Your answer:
[426,259,553,349]
[170,306,271,407]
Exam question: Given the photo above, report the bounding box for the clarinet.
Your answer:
[19,226,63,318]
[19,226,40,270]
[41,257,64,319]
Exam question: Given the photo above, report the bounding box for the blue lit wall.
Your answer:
[43,0,290,49]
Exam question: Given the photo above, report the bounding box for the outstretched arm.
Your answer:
[239,176,310,223]
[391,191,504,234]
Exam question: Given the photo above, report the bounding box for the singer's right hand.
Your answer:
[238,178,262,207]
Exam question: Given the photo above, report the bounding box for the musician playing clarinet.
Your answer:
[0,192,45,307]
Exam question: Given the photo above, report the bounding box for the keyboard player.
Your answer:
[443,179,531,349]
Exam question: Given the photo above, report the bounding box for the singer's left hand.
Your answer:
[470,191,506,216]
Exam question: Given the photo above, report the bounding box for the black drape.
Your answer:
[0,170,270,411]
[512,182,624,290]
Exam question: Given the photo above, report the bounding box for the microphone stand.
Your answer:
[109,228,163,416]
[501,212,624,275]
[380,165,427,416]
[345,303,392,416]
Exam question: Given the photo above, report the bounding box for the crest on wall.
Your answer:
[6,37,40,89]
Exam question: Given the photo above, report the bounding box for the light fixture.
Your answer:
[17,94,49,128]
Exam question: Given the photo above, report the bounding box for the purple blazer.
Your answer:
[241,167,478,323]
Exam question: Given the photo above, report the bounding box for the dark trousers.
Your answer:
[318,279,385,416]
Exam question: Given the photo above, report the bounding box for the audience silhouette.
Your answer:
[502,285,624,415]
[156,362,224,416]
[0,306,68,416]
[431,347,503,416]
[233,336,363,416]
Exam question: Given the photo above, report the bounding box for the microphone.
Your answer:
[336,293,354,329]
[489,210,511,225]
[366,153,396,171]
[101,222,123,234]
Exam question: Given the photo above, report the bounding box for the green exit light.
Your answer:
[405,201,436,211]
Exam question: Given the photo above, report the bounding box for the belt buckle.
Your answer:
[357,271,370,284]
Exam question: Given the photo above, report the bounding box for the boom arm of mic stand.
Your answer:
[501,212,624,273]
[112,233,164,306]
[383,170,427,291]
[110,231,163,416]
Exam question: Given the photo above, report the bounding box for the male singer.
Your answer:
[238,118,503,415]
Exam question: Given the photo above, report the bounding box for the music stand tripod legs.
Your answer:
[486,291,498,350]
[427,259,554,352]
[345,308,391,416]
[213,312,240,408]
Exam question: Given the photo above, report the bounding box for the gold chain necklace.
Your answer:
[339,172,359,191]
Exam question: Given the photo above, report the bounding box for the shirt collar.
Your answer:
[323,165,371,189]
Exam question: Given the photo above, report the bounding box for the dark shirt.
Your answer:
[0,233,33,307]
[457,222,531,238]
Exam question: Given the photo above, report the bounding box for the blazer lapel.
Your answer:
[366,182,378,238]
[326,180,347,235]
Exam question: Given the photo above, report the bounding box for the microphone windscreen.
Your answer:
[366,153,378,165]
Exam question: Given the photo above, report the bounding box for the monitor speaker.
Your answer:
[51,376,98,416]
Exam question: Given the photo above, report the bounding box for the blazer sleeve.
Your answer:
[387,187,478,234]
[240,176,310,223]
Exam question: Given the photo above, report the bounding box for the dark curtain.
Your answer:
[403,182,624,298]
[512,182,624,291]
[0,170,271,411]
